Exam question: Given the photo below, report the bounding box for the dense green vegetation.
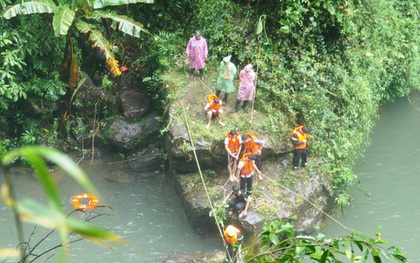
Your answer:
[0,0,152,150]
[1,0,418,261]
[0,0,417,202]
[245,220,406,262]
[1,0,418,202]
[147,0,419,205]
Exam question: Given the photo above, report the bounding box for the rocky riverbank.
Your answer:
[76,71,336,262]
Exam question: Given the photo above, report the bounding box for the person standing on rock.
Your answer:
[235,153,262,196]
[242,133,264,172]
[216,55,237,106]
[224,129,242,181]
[186,30,208,80]
[291,125,311,170]
[230,64,256,113]
[223,225,243,263]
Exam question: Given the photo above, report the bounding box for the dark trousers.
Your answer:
[292,148,308,167]
[233,100,249,110]
[215,90,229,103]
[228,199,246,214]
[224,243,240,263]
[240,175,254,195]
[189,68,204,76]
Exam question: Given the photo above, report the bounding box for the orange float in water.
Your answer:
[71,194,98,211]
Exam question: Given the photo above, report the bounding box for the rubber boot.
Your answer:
[189,69,195,78]
[230,100,240,114]
[199,69,204,80]
[242,101,249,112]
[223,94,228,106]
[215,90,221,97]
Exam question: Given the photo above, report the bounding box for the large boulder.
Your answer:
[104,111,161,152]
[120,90,150,121]
[172,159,333,237]
[126,142,165,178]
[165,102,283,174]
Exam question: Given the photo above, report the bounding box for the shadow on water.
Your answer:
[0,158,222,263]
[324,91,420,262]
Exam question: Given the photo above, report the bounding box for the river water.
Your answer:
[324,91,420,262]
[0,161,222,263]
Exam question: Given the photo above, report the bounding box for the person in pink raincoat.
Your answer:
[185,30,208,80]
[230,64,256,113]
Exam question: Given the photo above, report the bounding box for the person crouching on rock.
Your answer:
[204,97,226,129]
[223,185,251,218]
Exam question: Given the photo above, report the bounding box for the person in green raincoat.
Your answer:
[216,55,237,106]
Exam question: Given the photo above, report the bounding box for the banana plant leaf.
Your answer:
[53,5,75,37]
[91,0,153,9]
[1,0,56,19]
[91,11,150,38]
[76,21,122,76]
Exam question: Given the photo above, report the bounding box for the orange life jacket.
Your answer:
[239,153,255,176]
[292,125,307,150]
[244,133,262,155]
[226,132,241,153]
[224,227,241,244]
[207,99,222,111]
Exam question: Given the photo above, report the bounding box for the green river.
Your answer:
[324,91,420,262]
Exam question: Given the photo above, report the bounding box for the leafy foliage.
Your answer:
[0,0,154,150]
[244,220,406,262]
[184,0,419,201]
[1,0,153,80]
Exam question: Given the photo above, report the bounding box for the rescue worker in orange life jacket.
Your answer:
[224,129,242,181]
[204,97,225,129]
[223,225,243,263]
[241,133,264,171]
[292,125,310,170]
[235,153,262,196]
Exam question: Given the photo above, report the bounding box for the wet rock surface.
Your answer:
[161,250,225,263]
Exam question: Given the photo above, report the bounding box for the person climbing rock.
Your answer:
[223,225,243,263]
[223,185,251,218]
